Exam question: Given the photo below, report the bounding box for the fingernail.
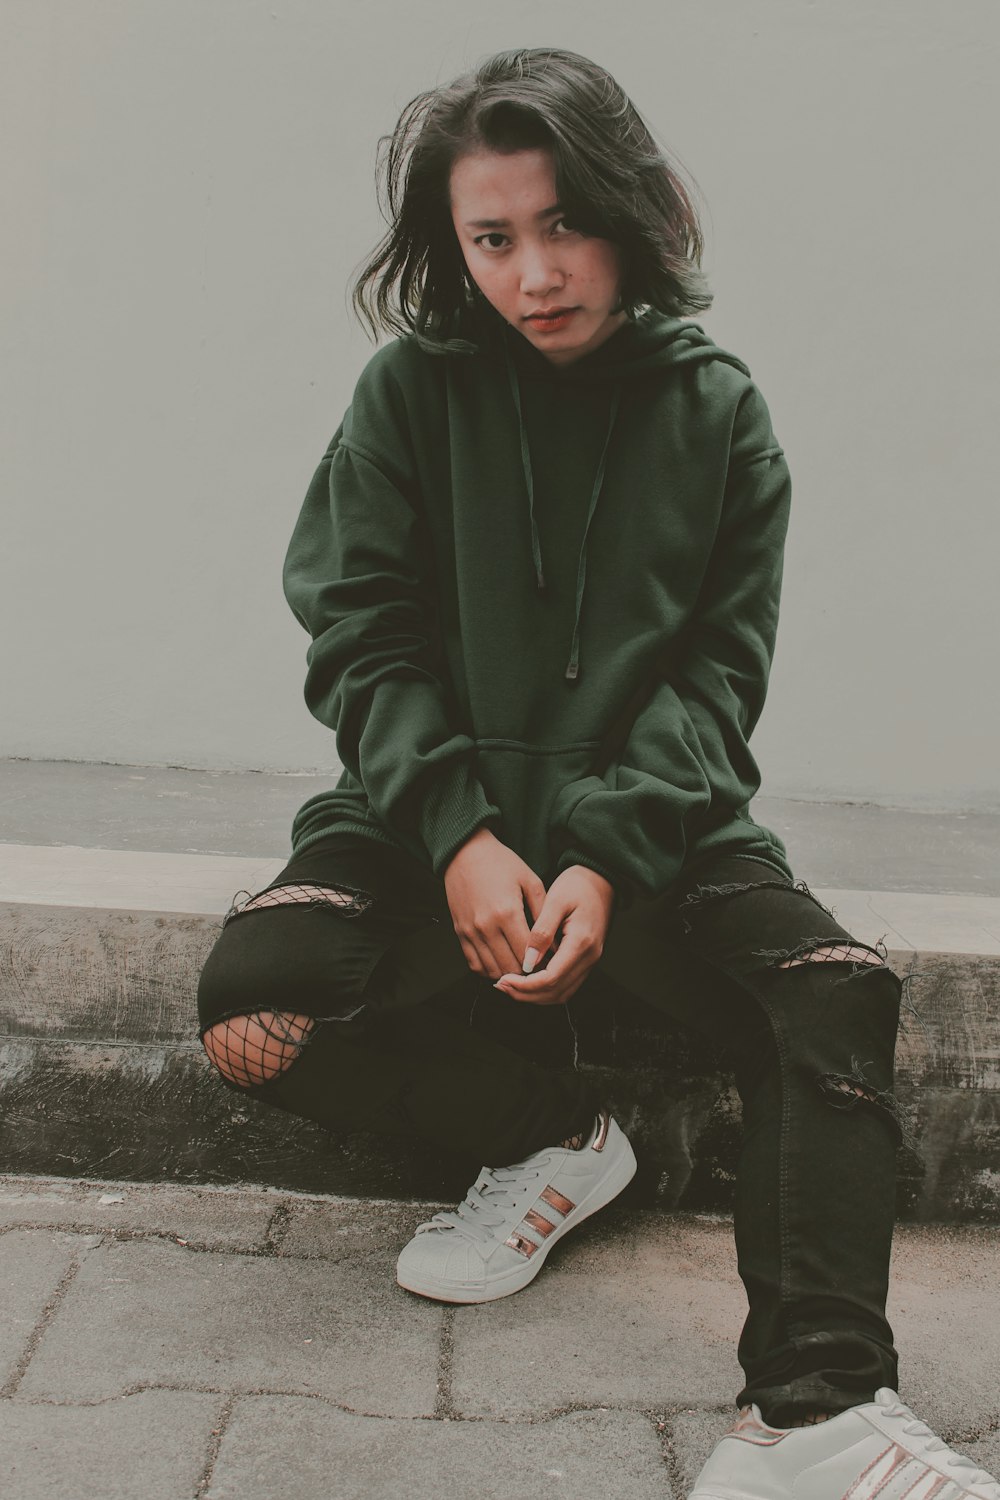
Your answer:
[522,948,539,974]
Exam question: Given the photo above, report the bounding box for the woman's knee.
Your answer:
[201,1010,316,1088]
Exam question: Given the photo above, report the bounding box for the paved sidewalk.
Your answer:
[2,1176,999,1500]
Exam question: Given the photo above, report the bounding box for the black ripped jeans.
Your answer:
[196,838,903,1425]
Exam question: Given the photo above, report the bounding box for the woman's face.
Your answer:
[449,147,628,367]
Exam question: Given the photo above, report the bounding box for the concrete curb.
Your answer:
[2,843,1000,1219]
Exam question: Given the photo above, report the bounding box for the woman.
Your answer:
[196,47,998,1498]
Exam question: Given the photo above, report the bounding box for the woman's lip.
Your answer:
[526,308,578,321]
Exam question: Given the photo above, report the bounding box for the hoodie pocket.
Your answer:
[474,740,602,878]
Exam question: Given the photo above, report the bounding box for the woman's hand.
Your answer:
[493,864,615,1008]
[443,827,548,982]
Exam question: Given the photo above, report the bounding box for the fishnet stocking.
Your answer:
[223,881,374,928]
[202,1009,316,1087]
[775,942,883,969]
[205,883,373,1087]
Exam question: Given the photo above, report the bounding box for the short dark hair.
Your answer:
[350,47,713,354]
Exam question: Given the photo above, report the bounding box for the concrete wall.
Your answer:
[2,1,997,812]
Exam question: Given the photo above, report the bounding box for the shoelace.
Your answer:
[414,1160,551,1246]
[878,1394,1000,1493]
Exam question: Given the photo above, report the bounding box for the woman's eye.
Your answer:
[472,219,578,252]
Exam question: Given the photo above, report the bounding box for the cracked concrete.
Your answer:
[2,1177,999,1499]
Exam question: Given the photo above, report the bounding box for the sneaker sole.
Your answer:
[689,1490,758,1499]
[395,1129,638,1303]
[689,1492,755,1499]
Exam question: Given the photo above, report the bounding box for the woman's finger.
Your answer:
[496,932,588,1005]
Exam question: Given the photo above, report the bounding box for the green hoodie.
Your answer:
[281,298,794,911]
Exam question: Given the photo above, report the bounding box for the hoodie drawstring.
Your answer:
[503,336,622,682]
[503,341,546,592]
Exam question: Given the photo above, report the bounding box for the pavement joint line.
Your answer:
[0,1237,99,1399]
[1,1384,250,1406]
[0,1383,735,1423]
[434,1306,457,1420]
[2,1381,997,1457]
[194,1392,237,1500]
[653,1408,688,1494]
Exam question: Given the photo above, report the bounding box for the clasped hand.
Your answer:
[442,826,614,1007]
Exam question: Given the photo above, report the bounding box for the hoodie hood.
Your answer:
[471,300,753,680]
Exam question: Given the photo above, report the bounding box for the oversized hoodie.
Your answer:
[281,296,795,911]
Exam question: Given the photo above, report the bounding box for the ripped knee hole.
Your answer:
[202,1010,316,1087]
[827,1078,873,1101]
[819,1069,899,1116]
[776,942,885,970]
[223,881,374,928]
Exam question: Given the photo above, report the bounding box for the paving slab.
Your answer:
[205,1398,674,1500]
[3,1388,220,1500]
[451,1212,1000,1434]
[16,1236,442,1415]
[278,1195,451,1260]
[1,1180,1000,1499]
[0,1229,97,1391]
[449,1219,746,1417]
[884,1222,1000,1436]
[0,1176,283,1252]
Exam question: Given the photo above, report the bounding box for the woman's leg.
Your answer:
[196,854,602,1166]
[599,854,902,1426]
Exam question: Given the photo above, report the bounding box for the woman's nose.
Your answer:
[518,245,565,297]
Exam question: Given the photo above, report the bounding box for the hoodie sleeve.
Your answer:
[548,381,792,906]
[282,352,502,876]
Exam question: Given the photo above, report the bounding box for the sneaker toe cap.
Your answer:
[397,1229,485,1289]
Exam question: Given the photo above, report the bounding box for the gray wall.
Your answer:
[3,1,997,812]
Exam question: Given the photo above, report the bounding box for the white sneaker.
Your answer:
[395,1108,637,1303]
[690,1387,1000,1499]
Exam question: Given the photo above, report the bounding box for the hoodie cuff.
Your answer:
[554,849,636,912]
[418,760,503,876]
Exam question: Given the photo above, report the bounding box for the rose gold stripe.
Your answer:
[504,1230,540,1258]
[901,1471,950,1499]
[591,1110,610,1151]
[523,1208,557,1238]
[843,1443,912,1497]
[896,1463,948,1499]
[540,1185,575,1216]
